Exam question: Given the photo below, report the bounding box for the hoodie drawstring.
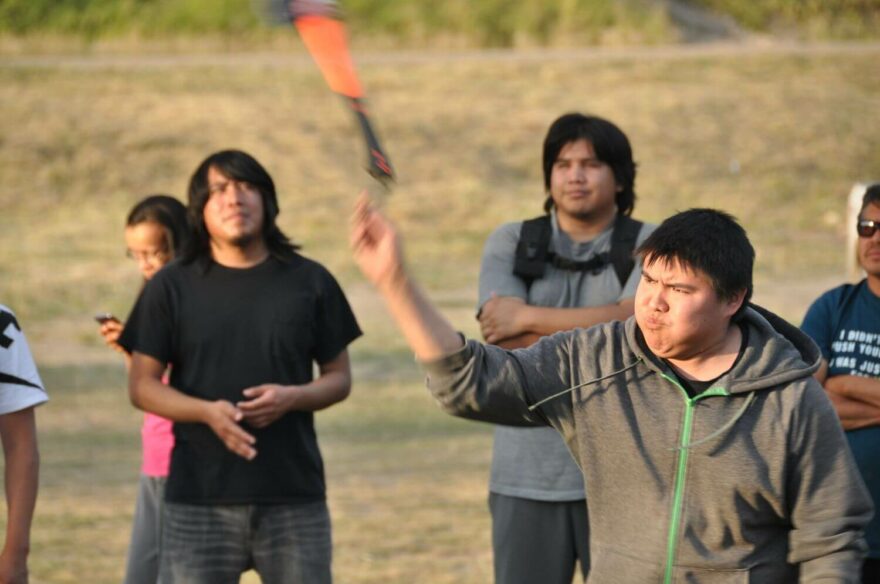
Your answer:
[527,358,643,412]
[674,391,756,451]
[525,356,757,451]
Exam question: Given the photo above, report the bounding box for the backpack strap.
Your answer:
[609,214,643,287]
[549,253,609,273]
[513,213,644,288]
[513,215,552,285]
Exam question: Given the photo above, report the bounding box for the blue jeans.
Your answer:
[160,500,332,584]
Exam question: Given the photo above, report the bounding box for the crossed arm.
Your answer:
[478,295,634,348]
[0,407,39,584]
[815,360,880,430]
[129,350,352,460]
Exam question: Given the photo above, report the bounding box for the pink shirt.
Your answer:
[140,370,174,477]
[141,413,174,477]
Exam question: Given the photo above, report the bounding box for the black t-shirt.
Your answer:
[119,254,362,504]
[666,323,749,399]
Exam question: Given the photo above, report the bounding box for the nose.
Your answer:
[646,288,668,312]
[221,181,246,205]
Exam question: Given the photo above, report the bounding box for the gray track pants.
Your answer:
[489,492,590,584]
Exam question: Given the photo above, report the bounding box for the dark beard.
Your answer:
[229,230,265,251]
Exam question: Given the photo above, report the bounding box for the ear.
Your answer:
[723,288,748,318]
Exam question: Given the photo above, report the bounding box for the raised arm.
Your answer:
[0,407,39,584]
[350,194,583,432]
[350,193,463,360]
[129,352,257,460]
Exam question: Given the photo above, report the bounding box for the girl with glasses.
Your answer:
[97,195,188,584]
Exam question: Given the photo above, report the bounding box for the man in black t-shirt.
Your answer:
[121,150,361,584]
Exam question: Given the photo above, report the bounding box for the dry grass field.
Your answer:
[1,41,879,582]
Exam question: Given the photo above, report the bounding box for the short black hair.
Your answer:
[182,149,299,264]
[861,183,880,215]
[542,113,637,216]
[636,208,754,320]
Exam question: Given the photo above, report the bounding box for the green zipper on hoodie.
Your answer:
[661,372,728,584]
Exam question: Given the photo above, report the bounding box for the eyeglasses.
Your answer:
[857,219,880,238]
[126,248,168,263]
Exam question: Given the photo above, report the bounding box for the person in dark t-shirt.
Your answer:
[801,183,880,583]
[121,149,361,584]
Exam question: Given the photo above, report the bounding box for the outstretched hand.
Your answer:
[350,191,464,360]
[350,191,406,290]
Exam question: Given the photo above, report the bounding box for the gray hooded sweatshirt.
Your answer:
[423,306,873,583]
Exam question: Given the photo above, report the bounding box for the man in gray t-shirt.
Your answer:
[477,113,654,584]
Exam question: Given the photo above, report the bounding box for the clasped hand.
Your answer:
[204,384,296,461]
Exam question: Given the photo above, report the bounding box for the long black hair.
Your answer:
[182,149,300,264]
[542,113,637,216]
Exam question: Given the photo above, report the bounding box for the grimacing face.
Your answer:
[548,139,619,224]
[635,255,744,362]
[203,166,265,249]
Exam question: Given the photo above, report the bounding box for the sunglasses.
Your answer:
[857,219,880,238]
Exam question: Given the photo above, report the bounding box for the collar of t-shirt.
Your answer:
[550,208,615,259]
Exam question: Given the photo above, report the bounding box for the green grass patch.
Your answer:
[3,0,877,47]
[690,0,880,39]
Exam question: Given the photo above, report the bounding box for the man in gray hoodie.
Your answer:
[351,199,873,583]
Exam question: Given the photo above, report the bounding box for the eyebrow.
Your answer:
[642,267,698,291]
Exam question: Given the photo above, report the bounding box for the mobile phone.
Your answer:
[94,312,119,325]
